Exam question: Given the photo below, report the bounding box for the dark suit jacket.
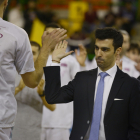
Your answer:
[137,76,140,81]
[44,66,140,140]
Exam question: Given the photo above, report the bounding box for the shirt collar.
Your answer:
[97,64,117,77]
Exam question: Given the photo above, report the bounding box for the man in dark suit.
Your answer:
[43,28,140,140]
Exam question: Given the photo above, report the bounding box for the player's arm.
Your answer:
[44,41,75,104]
[37,79,56,111]
[21,29,67,88]
[15,79,25,95]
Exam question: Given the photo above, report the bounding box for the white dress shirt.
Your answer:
[94,64,117,140]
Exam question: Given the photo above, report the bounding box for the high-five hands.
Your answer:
[52,40,74,63]
[75,44,87,67]
[42,29,67,52]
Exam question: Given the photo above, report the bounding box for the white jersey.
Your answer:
[122,56,140,78]
[0,18,34,127]
[42,55,81,129]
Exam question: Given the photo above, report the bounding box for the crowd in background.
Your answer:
[3,0,140,140]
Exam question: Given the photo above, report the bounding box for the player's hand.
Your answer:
[15,79,25,95]
[52,40,74,63]
[116,55,122,70]
[37,79,45,95]
[75,44,87,67]
[41,28,67,52]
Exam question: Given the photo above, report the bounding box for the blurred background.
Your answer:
[4,0,140,60]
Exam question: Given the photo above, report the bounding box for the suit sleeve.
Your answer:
[137,76,140,81]
[43,66,78,104]
[128,80,140,140]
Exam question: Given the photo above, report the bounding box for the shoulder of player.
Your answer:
[3,20,27,38]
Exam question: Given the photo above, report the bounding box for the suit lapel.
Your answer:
[87,68,98,118]
[104,68,125,118]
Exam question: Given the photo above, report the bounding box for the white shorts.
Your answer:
[0,128,13,140]
[40,128,70,140]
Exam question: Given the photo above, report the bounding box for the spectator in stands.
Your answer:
[8,3,25,28]
[24,0,37,36]
[83,3,97,33]
[121,1,136,34]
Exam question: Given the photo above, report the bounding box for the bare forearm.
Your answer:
[41,96,56,111]
[33,48,50,85]
[22,48,50,88]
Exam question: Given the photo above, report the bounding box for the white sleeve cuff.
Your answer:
[51,62,60,66]
[80,66,86,71]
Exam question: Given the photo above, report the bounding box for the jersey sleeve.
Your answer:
[15,33,35,74]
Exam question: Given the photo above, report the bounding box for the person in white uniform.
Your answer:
[0,1,67,139]
[41,23,87,140]
[118,30,140,78]
[12,41,56,140]
[123,42,140,78]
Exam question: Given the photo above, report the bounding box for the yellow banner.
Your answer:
[30,18,45,46]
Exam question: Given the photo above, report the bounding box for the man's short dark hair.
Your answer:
[45,23,61,30]
[0,0,4,5]
[95,28,123,51]
[30,41,41,51]
[127,43,140,54]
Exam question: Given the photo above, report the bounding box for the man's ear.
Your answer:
[115,47,122,55]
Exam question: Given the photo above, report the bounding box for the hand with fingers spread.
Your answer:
[41,28,67,52]
[52,40,74,63]
[75,44,87,67]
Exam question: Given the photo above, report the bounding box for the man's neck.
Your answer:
[99,63,115,72]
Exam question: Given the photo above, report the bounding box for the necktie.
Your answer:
[89,72,108,140]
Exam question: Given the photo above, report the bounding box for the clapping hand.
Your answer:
[75,44,87,67]
[52,40,74,63]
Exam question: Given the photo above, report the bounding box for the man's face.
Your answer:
[127,49,139,63]
[95,39,119,71]
[122,34,130,53]
[31,45,39,62]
